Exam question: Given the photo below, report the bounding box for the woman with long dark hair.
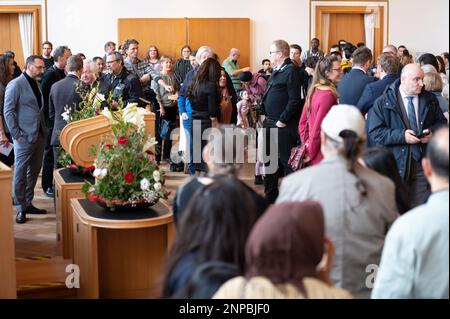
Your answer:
[363,147,411,214]
[186,58,221,173]
[161,175,261,298]
[0,54,15,166]
[299,55,342,166]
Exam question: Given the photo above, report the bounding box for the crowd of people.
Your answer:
[0,37,448,299]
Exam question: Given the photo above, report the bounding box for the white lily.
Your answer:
[140,178,150,191]
[153,182,162,191]
[143,137,158,152]
[153,170,160,182]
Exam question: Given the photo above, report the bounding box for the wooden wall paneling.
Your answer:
[188,18,250,68]
[118,18,187,60]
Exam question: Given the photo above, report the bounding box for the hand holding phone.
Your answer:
[416,129,431,139]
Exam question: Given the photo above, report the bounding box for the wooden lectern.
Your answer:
[0,163,17,298]
[71,198,174,298]
[56,110,157,260]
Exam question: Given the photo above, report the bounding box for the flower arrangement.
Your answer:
[58,84,108,173]
[81,103,168,211]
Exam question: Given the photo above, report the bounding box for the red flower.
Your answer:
[100,198,107,204]
[118,136,129,145]
[145,149,155,156]
[88,193,99,202]
[83,165,95,172]
[104,144,113,150]
[68,164,78,169]
[124,172,135,184]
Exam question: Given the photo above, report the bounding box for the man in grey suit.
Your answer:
[49,55,83,165]
[4,55,48,224]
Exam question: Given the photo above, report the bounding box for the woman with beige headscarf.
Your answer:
[213,201,352,299]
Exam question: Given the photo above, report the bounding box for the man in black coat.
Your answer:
[338,46,375,106]
[262,40,302,203]
[367,63,447,208]
[49,55,83,166]
[41,45,71,197]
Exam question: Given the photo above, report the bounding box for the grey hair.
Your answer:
[196,46,214,65]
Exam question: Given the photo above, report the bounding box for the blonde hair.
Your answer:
[423,71,443,92]
[83,59,98,81]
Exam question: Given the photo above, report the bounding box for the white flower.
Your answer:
[144,137,158,152]
[153,170,160,182]
[61,111,70,122]
[153,182,162,191]
[140,178,150,191]
[93,168,108,179]
[101,107,114,122]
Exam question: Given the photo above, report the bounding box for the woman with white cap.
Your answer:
[277,104,399,299]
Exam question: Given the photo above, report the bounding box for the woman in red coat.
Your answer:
[299,55,343,165]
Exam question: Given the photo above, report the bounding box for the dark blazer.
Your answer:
[103,67,144,107]
[49,74,82,146]
[357,74,398,115]
[41,65,66,127]
[337,67,375,106]
[367,79,447,179]
[262,58,302,125]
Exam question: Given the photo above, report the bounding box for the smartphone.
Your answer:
[416,129,431,139]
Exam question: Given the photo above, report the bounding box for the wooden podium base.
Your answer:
[71,198,174,298]
[54,168,94,259]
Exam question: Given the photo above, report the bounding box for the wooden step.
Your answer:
[16,256,76,299]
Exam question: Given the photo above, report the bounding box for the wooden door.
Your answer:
[0,13,25,69]
[118,18,187,60]
[328,13,365,51]
[188,18,250,67]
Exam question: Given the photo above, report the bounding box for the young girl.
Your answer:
[236,90,252,129]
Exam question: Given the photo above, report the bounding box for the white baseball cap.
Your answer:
[321,104,366,143]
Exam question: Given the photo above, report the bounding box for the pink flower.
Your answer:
[124,172,135,184]
[118,136,129,145]
[68,164,78,169]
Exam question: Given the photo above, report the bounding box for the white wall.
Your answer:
[45,0,310,69]
[1,0,448,68]
[389,0,449,57]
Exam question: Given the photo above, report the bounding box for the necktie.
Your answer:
[406,96,421,161]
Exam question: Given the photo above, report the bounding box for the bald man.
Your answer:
[222,48,250,93]
[372,126,449,299]
[367,63,447,208]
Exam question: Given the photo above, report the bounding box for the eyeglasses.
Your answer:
[106,59,119,65]
[269,50,281,55]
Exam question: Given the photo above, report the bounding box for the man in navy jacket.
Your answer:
[338,46,375,106]
[367,63,447,208]
[357,52,399,115]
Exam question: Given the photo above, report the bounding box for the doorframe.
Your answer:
[310,1,388,59]
[0,4,42,55]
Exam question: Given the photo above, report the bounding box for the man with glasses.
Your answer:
[4,55,49,223]
[41,45,71,198]
[104,51,143,109]
[261,39,302,203]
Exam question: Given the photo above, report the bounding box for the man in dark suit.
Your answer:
[4,55,49,223]
[367,63,447,208]
[338,46,375,106]
[49,55,83,166]
[357,52,400,115]
[262,39,302,203]
[41,45,71,197]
